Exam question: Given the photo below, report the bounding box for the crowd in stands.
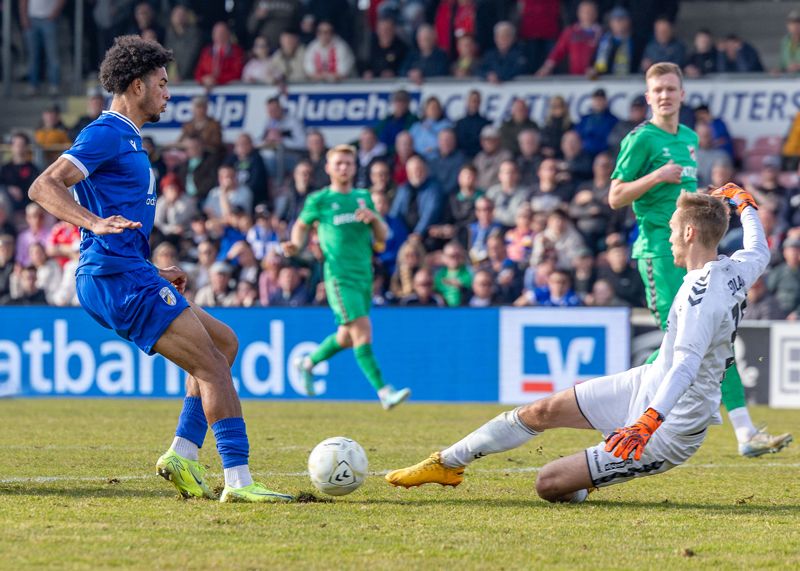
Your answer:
[4,1,800,319]
[17,0,800,96]
[4,83,800,319]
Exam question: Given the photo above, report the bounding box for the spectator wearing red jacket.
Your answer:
[194,22,244,87]
[536,0,601,76]
[516,0,561,73]
[434,0,476,59]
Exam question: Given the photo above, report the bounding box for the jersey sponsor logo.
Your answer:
[159,286,176,306]
[681,166,697,179]
[332,212,358,225]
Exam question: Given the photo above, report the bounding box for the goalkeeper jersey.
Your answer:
[612,121,698,259]
[635,207,768,434]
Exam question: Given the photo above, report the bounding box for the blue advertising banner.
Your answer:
[0,307,629,402]
[0,307,498,401]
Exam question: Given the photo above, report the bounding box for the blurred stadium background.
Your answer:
[2,0,800,407]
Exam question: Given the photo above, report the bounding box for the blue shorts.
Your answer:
[76,266,189,354]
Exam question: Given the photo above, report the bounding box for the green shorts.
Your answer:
[637,256,686,331]
[325,276,371,325]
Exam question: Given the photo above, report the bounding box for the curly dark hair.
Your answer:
[99,35,174,94]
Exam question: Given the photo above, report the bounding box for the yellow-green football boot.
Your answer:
[156,449,216,499]
[219,482,294,503]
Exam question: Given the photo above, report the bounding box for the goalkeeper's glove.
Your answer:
[710,182,758,215]
[604,407,664,461]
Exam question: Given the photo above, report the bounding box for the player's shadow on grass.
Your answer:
[0,484,179,499]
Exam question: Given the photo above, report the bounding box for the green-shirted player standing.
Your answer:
[282,144,411,410]
[610,62,792,457]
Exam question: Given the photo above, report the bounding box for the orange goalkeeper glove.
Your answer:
[711,182,758,215]
[604,407,664,461]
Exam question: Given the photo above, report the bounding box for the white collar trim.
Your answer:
[102,110,141,136]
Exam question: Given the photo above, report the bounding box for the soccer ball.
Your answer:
[307,437,368,496]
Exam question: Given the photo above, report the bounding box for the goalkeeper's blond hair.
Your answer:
[676,191,729,249]
[645,62,683,86]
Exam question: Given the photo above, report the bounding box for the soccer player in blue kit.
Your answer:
[28,36,291,503]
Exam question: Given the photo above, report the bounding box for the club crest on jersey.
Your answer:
[688,145,696,160]
[159,286,176,306]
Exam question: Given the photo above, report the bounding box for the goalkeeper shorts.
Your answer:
[575,367,708,488]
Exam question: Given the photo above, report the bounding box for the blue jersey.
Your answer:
[62,111,156,276]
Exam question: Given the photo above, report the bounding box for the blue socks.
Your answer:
[175,396,208,448]
[212,417,250,469]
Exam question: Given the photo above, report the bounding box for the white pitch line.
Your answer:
[1,463,800,485]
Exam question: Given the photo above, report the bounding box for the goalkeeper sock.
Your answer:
[728,406,758,443]
[441,408,538,468]
[308,333,344,367]
[353,343,386,391]
[173,396,207,460]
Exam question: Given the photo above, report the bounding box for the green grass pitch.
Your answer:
[1,399,798,570]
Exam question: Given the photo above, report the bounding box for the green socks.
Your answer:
[309,334,344,366]
[721,360,747,411]
[353,344,385,391]
[309,335,386,392]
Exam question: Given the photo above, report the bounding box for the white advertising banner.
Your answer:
[769,322,800,408]
[142,76,800,149]
[498,307,630,405]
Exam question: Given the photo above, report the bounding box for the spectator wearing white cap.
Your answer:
[194,261,236,307]
[473,125,513,190]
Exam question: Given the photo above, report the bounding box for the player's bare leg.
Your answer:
[387,389,590,490]
[157,303,241,497]
[155,307,292,502]
[535,453,594,503]
[516,388,593,431]
[153,308,241,423]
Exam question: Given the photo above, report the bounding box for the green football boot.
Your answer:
[156,449,216,499]
[219,482,295,503]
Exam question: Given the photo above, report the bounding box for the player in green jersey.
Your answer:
[610,62,792,457]
[281,144,411,410]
